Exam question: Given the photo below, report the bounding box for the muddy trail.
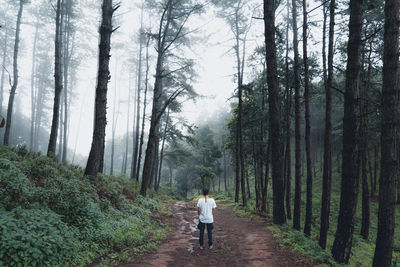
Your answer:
[123,201,313,267]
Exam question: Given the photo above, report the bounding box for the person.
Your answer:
[197,188,217,250]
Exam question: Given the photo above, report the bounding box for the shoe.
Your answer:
[209,244,213,249]
[200,246,204,250]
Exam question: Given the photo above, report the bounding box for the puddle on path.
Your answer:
[177,225,186,231]
[170,202,205,255]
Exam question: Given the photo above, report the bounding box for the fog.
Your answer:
[0,0,324,166]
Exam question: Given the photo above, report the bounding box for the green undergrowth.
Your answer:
[0,145,169,267]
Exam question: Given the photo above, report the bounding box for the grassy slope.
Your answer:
[0,145,169,267]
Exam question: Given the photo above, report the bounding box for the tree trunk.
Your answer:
[360,140,370,239]
[218,175,221,193]
[34,73,45,152]
[331,0,363,262]
[263,138,271,213]
[47,0,64,155]
[131,18,144,180]
[253,134,260,209]
[373,144,378,197]
[140,50,163,196]
[319,0,335,249]
[136,36,151,182]
[259,63,266,212]
[224,150,228,192]
[368,148,374,199]
[0,23,8,115]
[236,40,246,207]
[58,95,64,159]
[156,108,170,191]
[30,22,39,151]
[110,61,119,176]
[62,11,72,163]
[284,0,292,221]
[303,0,313,237]
[264,0,286,224]
[149,139,159,189]
[372,0,399,264]
[72,90,84,163]
[4,0,24,146]
[85,0,117,179]
[122,74,131,175]
[235,121,240,203]
[292,0,302,230]
[141,2,174,196]
[359,42,371,240]
[246,168,251,200]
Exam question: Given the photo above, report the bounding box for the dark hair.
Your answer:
[203,188,209,196]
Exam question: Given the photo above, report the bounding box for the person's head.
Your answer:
[203,188,209,196]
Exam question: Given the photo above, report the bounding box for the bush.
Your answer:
[34,176,97,226]
[0,158,32,210]
[0,145,168,266]
[0,207,80,267]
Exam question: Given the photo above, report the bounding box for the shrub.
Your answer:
[0,145,168,266]
[0,207,81,267]
[0,159,32,210]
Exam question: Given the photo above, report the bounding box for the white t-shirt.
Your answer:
[197,197,217,223]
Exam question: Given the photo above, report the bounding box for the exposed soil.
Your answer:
[122,201,314,267]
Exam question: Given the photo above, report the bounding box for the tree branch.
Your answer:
[1,65,12,86]
[156,88,185,124]
[362,27,382,43]
[332,86,345,95]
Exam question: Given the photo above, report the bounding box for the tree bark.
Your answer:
[263,138,271,213]
[47,0,64,155]
[319,0,335,249]
[4,0,24,146]
[136,36,151,182]
[122,73,131,175]
[62,10,72,163]
[131,15,144,179]
[252,134,260,209]
[30,21,39,151]
[224,150,228,192]
[331,0,363,262]
[303,0,313,237]
[34,70,45,152]
[284,0,292,221]
[140,45,163,195]
[264,0,286,224]
[292,0,302,230]
[372,0,399,264]
[85,0,117,179]
[359,42,371,240]
[360,135,370,239]
[156,108,170,191]
[234,8,247,206]
[149,139,160,189]
[246,168,251,200]
[58,95,64,158]
[141,1,174,196]
[373,144,378,197]
[0,23,8,115]
[110,61,119,176]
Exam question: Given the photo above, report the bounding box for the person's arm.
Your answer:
[197,200,201,216]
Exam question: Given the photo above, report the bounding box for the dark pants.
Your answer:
[198,221,213,246]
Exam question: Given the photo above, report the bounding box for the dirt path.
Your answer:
[123,201,313,267]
